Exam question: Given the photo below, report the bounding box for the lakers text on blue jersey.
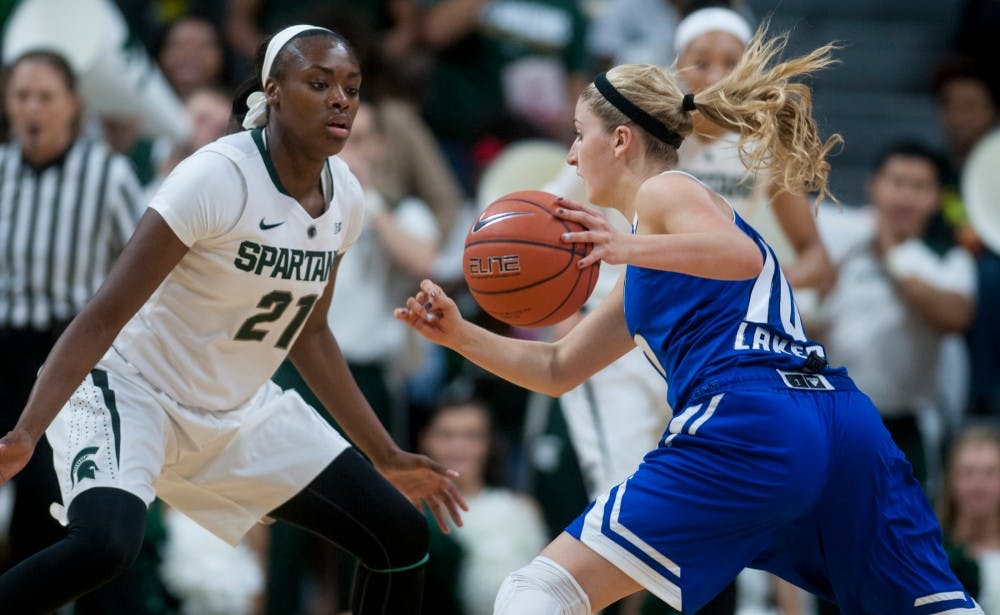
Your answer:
[733,321,824,359]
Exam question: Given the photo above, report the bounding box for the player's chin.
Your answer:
[320,129,350,153]
[326,143,349,159]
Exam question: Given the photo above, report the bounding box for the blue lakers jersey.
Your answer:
[624,197,827,410]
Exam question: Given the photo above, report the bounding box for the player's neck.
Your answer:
[263,126,327,202]
[612,161,674,220]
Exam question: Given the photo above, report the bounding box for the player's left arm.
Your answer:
[288,256,396,461]
[557,174,763,280]
[287,259,466,529]
[768,184,836,292]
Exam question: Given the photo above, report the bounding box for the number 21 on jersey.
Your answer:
[235,290,318,349]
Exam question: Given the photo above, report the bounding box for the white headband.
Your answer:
[243,24,333,130]
[674,8,753,55]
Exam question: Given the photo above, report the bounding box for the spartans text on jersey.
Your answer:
[234,240,335,281]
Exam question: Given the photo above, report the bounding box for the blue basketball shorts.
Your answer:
[565,368,981,614]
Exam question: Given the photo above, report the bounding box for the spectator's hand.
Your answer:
[376,448,468,533]
[394,279,468,349]
[0,428,35,484]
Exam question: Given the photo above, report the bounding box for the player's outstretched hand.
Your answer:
[394,279,466,348]
[0,428,35,484]
[377,449,468,534]
[553,196,631,267]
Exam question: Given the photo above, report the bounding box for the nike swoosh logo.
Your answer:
[259,218,285,231]
[472,211,534,232]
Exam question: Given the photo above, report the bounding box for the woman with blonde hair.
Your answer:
[938,426,1000,614]
[397,25,981,614]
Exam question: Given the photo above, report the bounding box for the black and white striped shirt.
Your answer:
[0,138,144,330]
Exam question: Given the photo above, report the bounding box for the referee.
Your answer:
[0,50,143,570]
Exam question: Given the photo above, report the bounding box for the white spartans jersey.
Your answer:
[678,133,795,264]
[113,129,364,410]
[677,132,760,212]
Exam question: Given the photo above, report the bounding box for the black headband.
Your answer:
[593,72,684,149]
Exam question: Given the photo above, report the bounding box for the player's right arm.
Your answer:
[0,151,233,484]
[395,276,635,397]
[0,211,189,483]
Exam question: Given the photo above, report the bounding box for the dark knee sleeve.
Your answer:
[0,488,146,614]
[68,491,146,577]
[363,492,428,570]
[271,448,429,570]
[352,562,426,615]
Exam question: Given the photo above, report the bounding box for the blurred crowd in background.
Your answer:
[0,0,998,614]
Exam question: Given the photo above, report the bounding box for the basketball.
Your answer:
[463,190,599,328]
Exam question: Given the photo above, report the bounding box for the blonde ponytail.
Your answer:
[581,26,842,203]
[692,27,843,203]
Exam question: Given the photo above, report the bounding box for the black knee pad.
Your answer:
[0,487,148,613]
[271,449,432,571]
[366,499,428,571]
[66,488,146,579]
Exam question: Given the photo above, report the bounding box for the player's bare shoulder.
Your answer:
[639,171,730,233]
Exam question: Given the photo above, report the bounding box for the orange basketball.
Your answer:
[463,190,598,328]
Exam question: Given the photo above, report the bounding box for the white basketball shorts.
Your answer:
[559,347,670,498]
[46,348,350,546]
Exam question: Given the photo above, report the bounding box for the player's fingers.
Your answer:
[420,455,453,477]
[448,482,469,512]
[440,489,465,528]
[555,198,602,219]
[577,252,601,268]
[553,205,590,223]
[560,230,596,244]
[393,307,420,326]
[427,497,450,534]
[405,297,437,324]
[557,209,608,234]
[419,279,444,299]
[554,196,590,212]
[406,296,427,315]
[405,307,440,331]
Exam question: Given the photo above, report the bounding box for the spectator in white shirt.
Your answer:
[816,141,977,487]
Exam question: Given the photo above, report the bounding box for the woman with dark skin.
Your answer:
[0,26,465,614]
